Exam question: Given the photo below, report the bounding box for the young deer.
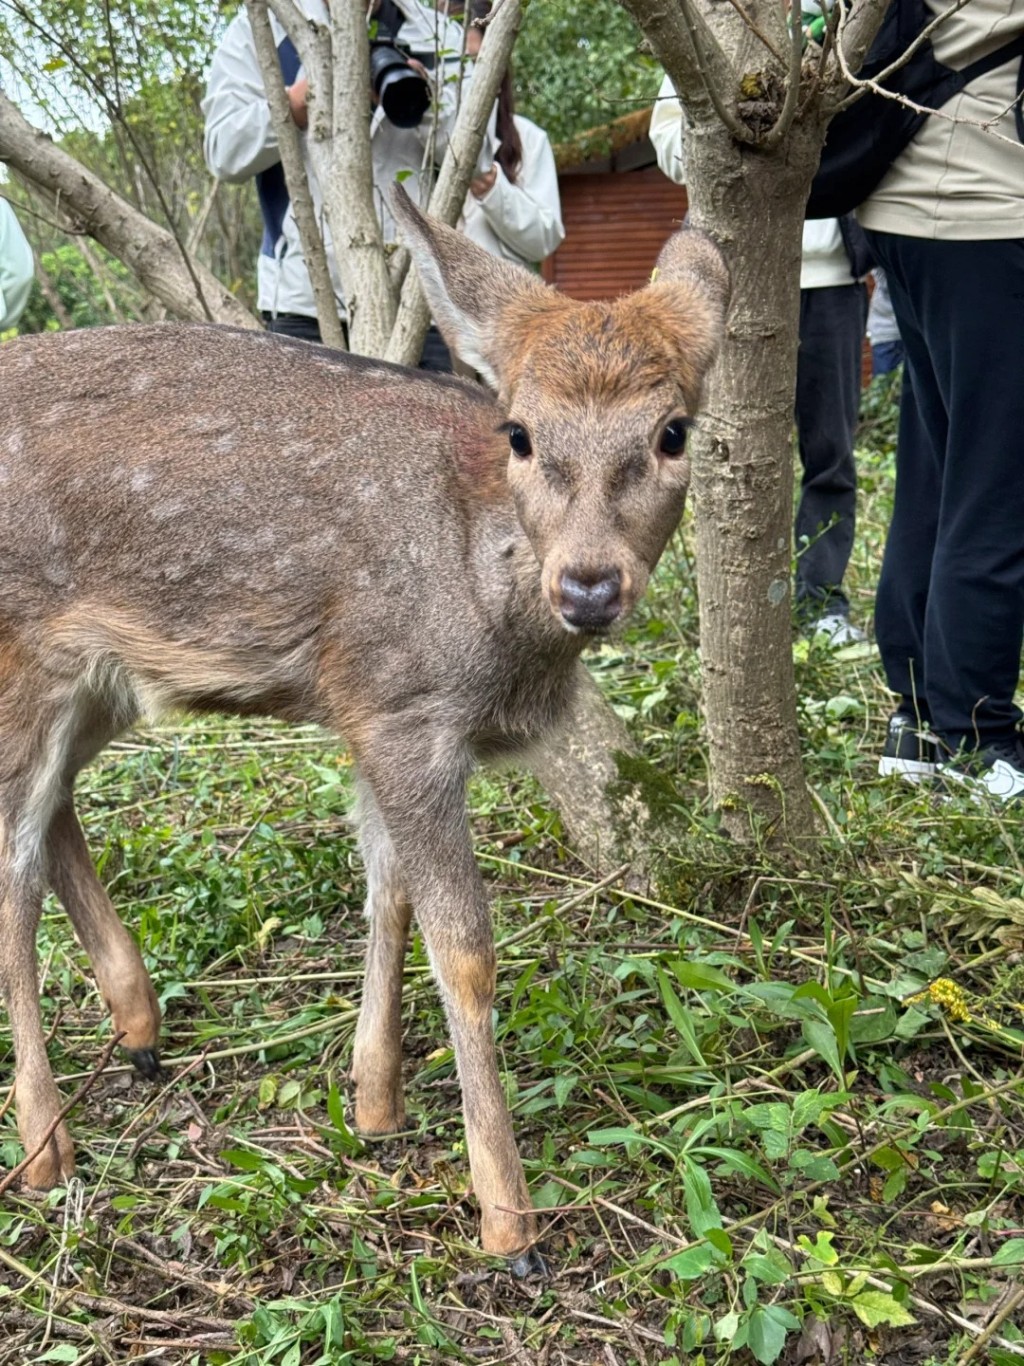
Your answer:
[0,187,728,1270]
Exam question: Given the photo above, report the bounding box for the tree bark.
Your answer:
[617,0,819,842]
[385,0,525,368]
[616,0,892,844]
[0,92,257,330]
[686,125,821,841]
[248,0,347,350]
[527,666,647,874]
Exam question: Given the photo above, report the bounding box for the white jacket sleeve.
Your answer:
[649,75,687,186]
[474,118,564,264]
[202,11,280,184]
[0,199,34,331]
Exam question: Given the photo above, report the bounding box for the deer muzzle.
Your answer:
[556,567,623,633]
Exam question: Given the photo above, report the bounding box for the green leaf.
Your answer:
[553,1073,576,1109]
[746,1305,799,1364]
[851,1290,917,1328]
[691,1144,780,1194]
[220,1148,263,1172]
[895,1005,931,1039]
[664,1242,715,1281]
[992,1239,1024,1266]
[743,1247,791,1286]
[672,960,734,993]
[714,1310,740,1343]
[797,1231,839,1266]
[801,1017,843,1081]
[682,1155,723,1237]
[705,1227,734,1261]
[657,968,705,1064]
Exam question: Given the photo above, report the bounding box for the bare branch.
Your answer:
[266,0,324,75]
[384,0,524,367]
[247,0,347,349]
[312,0,396,354]
[760,0,804,148]
[617,0,750,140]
[0,91,257,328]
[721,0,788,67]
[835,0,896,83]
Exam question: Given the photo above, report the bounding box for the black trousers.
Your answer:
[262,312,453,373]
[864,231,1024,749]
[794,282,869,617]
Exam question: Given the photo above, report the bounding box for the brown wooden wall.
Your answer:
[541,167,689,301]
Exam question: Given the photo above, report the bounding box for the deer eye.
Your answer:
[659,418,689,458]
[508,423,533,459]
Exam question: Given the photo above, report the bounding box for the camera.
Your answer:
[369,34,430,128]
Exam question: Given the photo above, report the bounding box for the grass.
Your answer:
[2,377,1024,1365]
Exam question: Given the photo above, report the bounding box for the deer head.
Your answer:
[391,184,730,634]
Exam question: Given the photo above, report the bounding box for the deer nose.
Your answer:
[558,568,622,631]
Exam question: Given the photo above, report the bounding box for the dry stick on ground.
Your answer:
[0,1031,125,1199]
[768,1233,1024,1362]
[959,1282,1024,1364]
[247,0,347,349]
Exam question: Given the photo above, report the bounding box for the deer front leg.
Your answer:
[45,799,162,1078]
[359,739,541,1270]
[351,775,413,1134]
[0,862,75,1188]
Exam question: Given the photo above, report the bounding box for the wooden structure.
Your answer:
[541,108,688,302]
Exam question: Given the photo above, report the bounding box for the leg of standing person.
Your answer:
[868,231,1024,800]
[793,282,868,642]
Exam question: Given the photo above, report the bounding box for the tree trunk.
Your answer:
[686,124,821,841]
[0,92,257,330]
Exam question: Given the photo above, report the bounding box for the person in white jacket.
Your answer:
[650,76,869,647]
[202,0,477,365]
[452,0,564,270]
[0,196,34,333]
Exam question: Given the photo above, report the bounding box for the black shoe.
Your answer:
[878,710,939,785]
[938,732,1024,805]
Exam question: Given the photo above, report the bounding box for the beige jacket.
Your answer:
[858,0,1024,239]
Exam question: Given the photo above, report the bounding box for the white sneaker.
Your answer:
[939,734,1024,805]
[811,613,867,647]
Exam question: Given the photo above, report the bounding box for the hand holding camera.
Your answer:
[285,38,432,132]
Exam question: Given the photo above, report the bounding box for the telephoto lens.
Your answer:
[369,42,430,128]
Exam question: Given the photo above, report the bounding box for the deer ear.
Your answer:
[652,227,731,316]
[389,182,549,388]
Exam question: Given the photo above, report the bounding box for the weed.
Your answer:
[1,385,1023,1364]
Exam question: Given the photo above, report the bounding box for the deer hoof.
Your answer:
[22,1125,76,1190]
[509,1245,549,1280]
[126,1046,163,1081]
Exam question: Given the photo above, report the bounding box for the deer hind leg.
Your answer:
[351,774,414,1135]
[0,697,79,1189]
[357,733,540,1268]
[0,852,76,1188]
[45,798,161,1078]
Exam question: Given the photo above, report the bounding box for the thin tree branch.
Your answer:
[619,0,751,142]
[384,0,524,367]
[247,0,347,348]
[5,0,218,321]
[0,1032,125,1199]
[266,0,323,75]
[760,0,805,148]
[0,91,257,328]
[722,0,788,66]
